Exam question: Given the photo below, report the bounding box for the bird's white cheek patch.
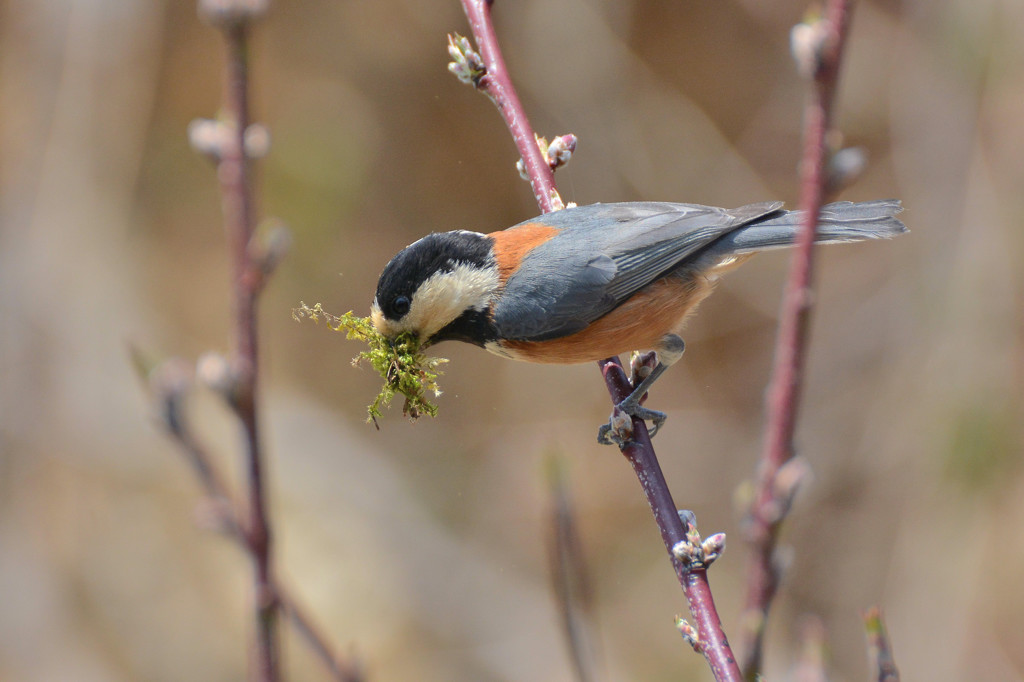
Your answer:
[400,262,500,340]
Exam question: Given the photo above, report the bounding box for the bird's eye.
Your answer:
[391,295,411,317]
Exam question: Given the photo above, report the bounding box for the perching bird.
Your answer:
[371,200,905,444]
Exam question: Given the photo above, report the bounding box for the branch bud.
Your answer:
[701,533,727,566]
[447,33,486,86]
[548,189,567,211]
[630,350,658,390]
[244,123,271,159]
[517,133,578,179]
[675,617,703,652]
[771,456,811,519]
[189,118,270,161]
[196,351,237,401]
[248,219,292,283]
[546,134,577,170]
[608,404,633,440]
[199,0,269,29]
[825,145,867,196]
[672,512,726,569]
[188,118,227,160]
[790,15,829,80]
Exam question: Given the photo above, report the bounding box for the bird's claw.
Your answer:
[597,400,668,446]
[598,405,633,446]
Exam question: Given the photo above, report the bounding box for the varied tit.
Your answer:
[372,200,906,444]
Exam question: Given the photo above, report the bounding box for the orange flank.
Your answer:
[503,273,716,364]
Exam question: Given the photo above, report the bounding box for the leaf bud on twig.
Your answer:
[825,145,866,195]
[188,118,227,160]
[606,404,633,442]
[197,351,238,401]
[676,617,704,652]
[189,118,271,161]
[517,133,578,179]
[199,0,269,29]
[244,123,271,159]
[447,33,486,86]
[770,456,811,520]
[701,533,727,566]
[248,219,292,283]
[672,512,726,569]
[790,15,829,80]
[546,134,577,170]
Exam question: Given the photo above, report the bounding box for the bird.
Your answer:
[371,199,906,444]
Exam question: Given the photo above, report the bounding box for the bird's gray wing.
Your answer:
[491,201,783,341]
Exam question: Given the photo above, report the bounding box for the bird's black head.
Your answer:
[371,230,498,344]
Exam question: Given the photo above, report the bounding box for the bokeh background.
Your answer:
[3,0,1023,680]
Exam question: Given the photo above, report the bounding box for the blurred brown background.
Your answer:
[2,0,1023,680]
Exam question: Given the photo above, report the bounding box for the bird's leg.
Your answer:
[598,335,685,446]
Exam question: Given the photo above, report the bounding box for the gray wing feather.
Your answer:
[492,251,617,340]
[492,201,783,341]
[491,199,904,341]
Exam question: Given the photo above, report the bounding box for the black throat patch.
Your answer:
[430,307,499,347]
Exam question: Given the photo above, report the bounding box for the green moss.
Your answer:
[293,302,446,426]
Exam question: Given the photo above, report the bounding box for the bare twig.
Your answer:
[740,1,856,678]
[546,456,600,682]
[201,7,278,678]
[601,361,741,681]
[178,418,362,682]
[452,2,743,679]
[455,0,562,214]
[863,607,900,682]
[140,352,362,681]
[136,2,361,680]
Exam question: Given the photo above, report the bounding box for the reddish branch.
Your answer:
[863,607,900,682]
[601,361,741,680]
[458,0,561,214]
[211,17,279,680]
[147,364,362,681]
[546,457,599,682]
[740,1,856,678]
[455,1,742,679]
[138,3,361,680]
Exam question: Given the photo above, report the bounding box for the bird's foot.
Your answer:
[597,335,682,446]
[597,398,668,446]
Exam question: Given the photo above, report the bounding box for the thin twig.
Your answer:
[139,3,361,680]
[173,423,362,682]
[212,17,279,681]
[142,351,362,681]
[453,2,743,679]
[740,1,856,678]
[601,360,741,681]
[457,0,561,214]
[546,456,600,682]
[863,607,900,682]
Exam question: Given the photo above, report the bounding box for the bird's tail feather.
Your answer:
[713,199,906,255]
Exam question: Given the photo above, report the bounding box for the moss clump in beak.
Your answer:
[293,302,446,426]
